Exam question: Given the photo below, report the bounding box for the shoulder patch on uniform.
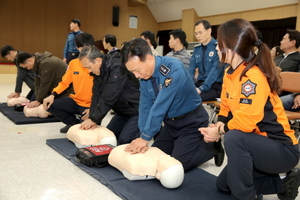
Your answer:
[164,77,172,88]
[209,51,214,57]
[159,64,170,76]
[241,79,257,97]
[214,41,218,45]
[239,98,252,105]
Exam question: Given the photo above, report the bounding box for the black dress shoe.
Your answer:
[255,193,263,200]
[60,124,72,133]
[213,139,225,167]
[277,168,300,200]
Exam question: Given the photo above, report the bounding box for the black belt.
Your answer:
[170,105,202,120]
[198,80,222,85]
[69,52,79,56]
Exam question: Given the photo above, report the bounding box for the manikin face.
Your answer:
[19,57,34,70]
[280,33,295,52]
[125,55,154,80]
[194,23,211,45]
[80,56,102,75]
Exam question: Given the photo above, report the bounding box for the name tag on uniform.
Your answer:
[74,71,79,75]
[159,64,170,76]
[240,98,252,105]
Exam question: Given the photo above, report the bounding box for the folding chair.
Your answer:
[202,100,221,124]
[280,71,300,141]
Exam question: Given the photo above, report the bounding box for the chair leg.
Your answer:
[290,120,300,142]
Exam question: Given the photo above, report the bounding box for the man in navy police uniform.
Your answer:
[120,38,215,171]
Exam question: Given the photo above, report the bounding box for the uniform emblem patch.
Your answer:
[159,64,170,76]
[241,79,257,97]
[164,77,172,88]
[209,51,214,57]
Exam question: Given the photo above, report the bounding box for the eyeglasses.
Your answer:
[194,30,207,36]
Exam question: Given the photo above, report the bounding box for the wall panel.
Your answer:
[157,4,298,31]
[0,0,158,69]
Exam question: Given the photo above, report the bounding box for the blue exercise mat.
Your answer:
[46,138,231,200]
[0,103,59,124]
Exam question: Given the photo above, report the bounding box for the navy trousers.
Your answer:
[47,97,88,125]
[196,81,222,101]
[152,106,214,172]
[216,130,299,200]
[107,114,140,145]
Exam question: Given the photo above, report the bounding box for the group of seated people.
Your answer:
[1,18,300,200]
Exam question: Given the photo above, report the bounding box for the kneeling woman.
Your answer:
[199,18,299,200]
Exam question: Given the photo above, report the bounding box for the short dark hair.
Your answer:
[71,19,81,27]
[104,34,117,47]
[140,31,157,49]
[286,29,300,48]
[195,20,211,30]
[1,45,15,58]
[169,29,188,49]
[120,38,152,65]
[16,52,33,65]
[78,46,104,63]
[75,32,95,48]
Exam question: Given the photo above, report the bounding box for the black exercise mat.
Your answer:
[46,138,231,200]
[0,103,59,124]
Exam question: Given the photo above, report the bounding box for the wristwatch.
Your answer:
[217,125,224,135]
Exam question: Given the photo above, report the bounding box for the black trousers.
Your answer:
[195,81,222,101]
[26,90,35,101]
[152,106,214,172]
[216,130,299,200]
[106,114,140,145]
[47,97,87,125]
[66,52,79,64]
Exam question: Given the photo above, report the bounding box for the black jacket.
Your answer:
[274,51,300,72]
[89,50,140,125]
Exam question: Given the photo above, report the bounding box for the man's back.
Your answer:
[89,52,140,123]
[32,52,71,102]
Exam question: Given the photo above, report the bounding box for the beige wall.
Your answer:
[158,4,298,42]
[0,0,157,73]
[0,1,299,73]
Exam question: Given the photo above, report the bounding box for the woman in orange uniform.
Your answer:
[199,19,299,200]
